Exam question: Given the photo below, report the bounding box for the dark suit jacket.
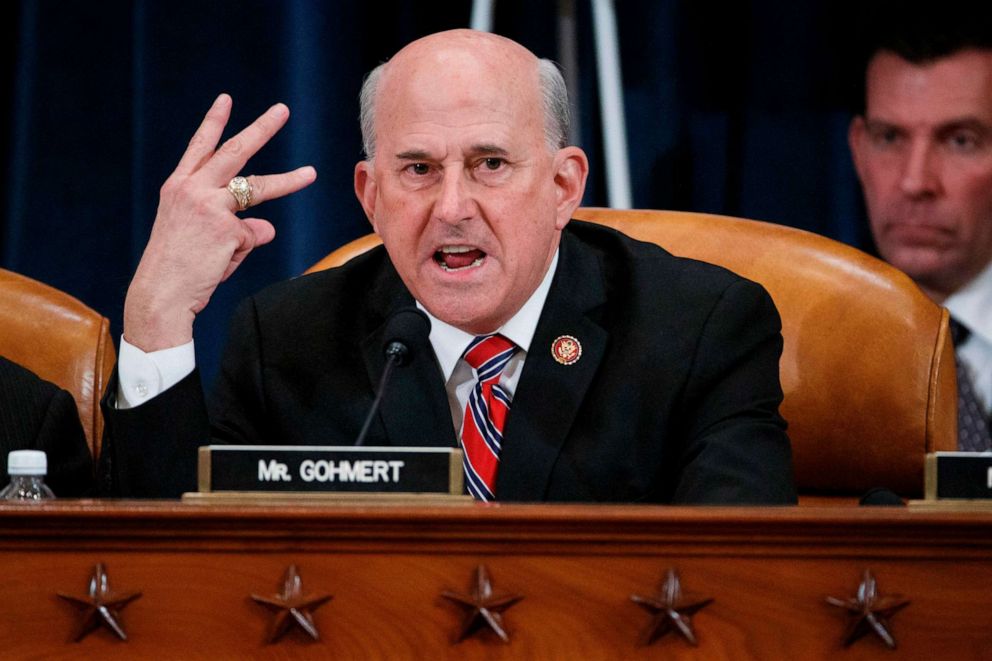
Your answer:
[0,356,94,496]
[101,221,796,503]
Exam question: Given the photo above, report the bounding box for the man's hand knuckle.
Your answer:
[220,137,244,156]
[192,198,216,218]
[187,133,208,152]
[255,116,273,135]
[159,178,178,198]
[161,175,193,200]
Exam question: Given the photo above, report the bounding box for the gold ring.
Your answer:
[227,176,253,211]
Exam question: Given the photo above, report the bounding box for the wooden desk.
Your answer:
[0,502,989,659]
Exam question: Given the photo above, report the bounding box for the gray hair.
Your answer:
[359,57,570,161]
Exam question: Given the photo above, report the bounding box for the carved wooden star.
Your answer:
[57,562,142,642]
[826,569,910,649]
[441,565,524,643]
[630,568,714,646]
[250,565,333,643]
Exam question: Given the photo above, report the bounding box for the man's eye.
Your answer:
[873,128,900,146]
[407,163,430,175]
[482,157,504,170]
[947,132,980,152]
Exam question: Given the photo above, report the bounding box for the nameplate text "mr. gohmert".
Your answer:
[198,445,464,495]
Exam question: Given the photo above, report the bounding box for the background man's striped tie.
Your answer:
[460,334,517,500]
[950,318,992,452]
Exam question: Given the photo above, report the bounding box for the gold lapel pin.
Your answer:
[551,335,582,366]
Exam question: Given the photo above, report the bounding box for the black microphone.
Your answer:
[354,308,431,446]
[858,487,905,506]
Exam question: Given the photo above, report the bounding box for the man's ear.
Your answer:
[553,146,590,230]
[354,161,379,232]
[848,116,868,183]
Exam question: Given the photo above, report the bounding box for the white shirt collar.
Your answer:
[419,249,559,381]
[945,258,992,346]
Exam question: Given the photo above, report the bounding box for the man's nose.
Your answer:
[899,140,942,199]
[433,169,475,225]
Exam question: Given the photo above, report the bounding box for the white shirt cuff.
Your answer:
[116,336,196,409]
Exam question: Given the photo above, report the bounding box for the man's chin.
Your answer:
[886,252,960,289]
[881,242,948,272]
[420,298,503,335]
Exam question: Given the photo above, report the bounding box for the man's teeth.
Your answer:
[439,257,484,272]
[436,246,484,272]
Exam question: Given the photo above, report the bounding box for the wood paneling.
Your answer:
[0,502,990,659]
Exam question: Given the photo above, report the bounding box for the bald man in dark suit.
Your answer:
[100,30,795,503]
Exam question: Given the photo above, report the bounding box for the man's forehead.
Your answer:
[374,49,543,155]
[380,122,526,164]
[382,50,534,100]
[866,50,992,119]
[867,50,992,98]
[377,31,540,107]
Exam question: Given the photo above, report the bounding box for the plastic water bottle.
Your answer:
[0,450,55,501]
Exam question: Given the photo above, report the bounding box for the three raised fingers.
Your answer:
[170,95,315,212]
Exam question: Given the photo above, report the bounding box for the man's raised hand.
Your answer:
[124,94,317,351]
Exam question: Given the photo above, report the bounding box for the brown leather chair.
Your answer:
[307,208,958,502]
[0,269,116,459]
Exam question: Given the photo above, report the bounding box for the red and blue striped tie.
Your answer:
[460,334,517,501]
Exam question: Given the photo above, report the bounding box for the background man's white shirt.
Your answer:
[946,259,992,414]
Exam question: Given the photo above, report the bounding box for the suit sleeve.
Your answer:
[671,279,797,504]
[99,368,209,497]
[98,297,269,498]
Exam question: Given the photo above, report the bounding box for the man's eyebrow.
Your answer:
[394,145,511,160]
[467,144,509,156]
[865,116,992,134]
[395,149,431,161]
[863,118,901,131]
[935,117,992,134]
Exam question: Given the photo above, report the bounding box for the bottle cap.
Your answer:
[7,450,47,476]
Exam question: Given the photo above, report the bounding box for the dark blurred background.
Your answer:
[1,0,871,387]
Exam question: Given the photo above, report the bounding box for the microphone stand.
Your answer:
[354,342,406,447]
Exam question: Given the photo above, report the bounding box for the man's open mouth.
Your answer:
[434,245,486,272]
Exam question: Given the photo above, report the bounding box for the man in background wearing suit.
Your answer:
[849,9,992,451]
[0,356,93,496]
[101,29,795,502]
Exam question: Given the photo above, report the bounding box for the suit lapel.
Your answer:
[496,231,608,501]
[360,259,456,449]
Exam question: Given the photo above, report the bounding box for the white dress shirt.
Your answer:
[945,259,992,414]
[117,250,560,437]
[117,337,196,409]
[423,250,558,434]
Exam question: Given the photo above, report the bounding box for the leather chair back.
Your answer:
[307,208,958,501]
[0,269,116,459]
